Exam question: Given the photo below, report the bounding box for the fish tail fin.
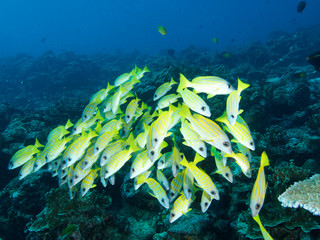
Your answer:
[261,151,269,168]
[179,155,190,168]
[194,153,205,165]
[106,82,114,92]
[237,78,250,92]
[65,119,74,129]
[253,214,262,227]
[170,77,178,85]
[129,69,137,76]
[215,111,228,123]
[34,138,44,149]
[95,110,104,122]
[136,174,148,185]
[179,104,191,119]
[178,73,191,91]
[143,65,150,73]
[128,133,140,152]
[88,128,98,139]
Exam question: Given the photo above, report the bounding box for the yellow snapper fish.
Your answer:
[179,104,232,154]
[80,168,100,197]
[201,190,213,213]
[48,157,62,177]
[180,154,220,200]
[82,101,99,123]
[180,119,207,158]
[169,171,183,202]
[111,86,128,114]
[179,74,235,98]
[100,138,129,166]
[211,147,233,183]
[156,169,170,190]
[134,65,150,80]
[153,78,177,101]
[234,139,252,161]
[114,69,136,87]
[72,159,91,187]
[62,129,98,169]
[33,148,50,172]
[171,136,183,177]
[226,78,250,126]
[121,77,140,95]
[8,139,43,170]
[157,151,172,170]
[136,175,169,209]
[45,137,72,163]
[168,104,182,130]
[130,149,154,179]
[135,123,151,149]
[47,119,73,143]
[182,168,194,200]
[253,214,273,240]
[216,112,255,151]
[157,25,167,35]
[135,110,157,134]
[89,83,114,104]
[93,128,118,155]
[250,151,269,217]
[72,110,104,135]
[224,151,251,178]
[99,118,124,136]
[67,163,75,188]
[19,157,36,180]
[81,146,101,171]
[177,82,211,117]
[104,141,139,179]
[156,93,180,110]
[170,192,194,223]
[134,167,153,190]
[124,96,140,123]
[150,105,174,150]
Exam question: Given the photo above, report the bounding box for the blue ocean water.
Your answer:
[0,0,319,57]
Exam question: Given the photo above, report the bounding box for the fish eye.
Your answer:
[84,115,87,119]
[74,128,77,132]
[45,156,48,160]
[103,156,107,160]
[68,157,72,162]
[223,141,230,147]
[170,192,174,197]
[228,84,231,89]
[188,189,191,193]
[54,162,58,166]
[246,154,249,157]
[150,151,155,156]
[171,213,175,217]
[96,147,99,151]
[70,179,73,184]
[34,164,38,168]
[154,94,157,98]
[225,173,229,177]
[231,114,235,119]
[250,142,254,146]
[74,175,78,179]
[210,190,216,195]
[176,165,179,170]
[9,162,13,167]
[201,106,206,111]
[126,115,130,119]
[255,203,260,210]
[161,198,165,203]
[105,170,109,174]
[82,188,85,192]
[160,160,164,164]
[199,147,204,151]
[204,202,208,207]
[84,162,87,166]
[19,173,22,177]
[154,138,158,143]
[131,168,135,172]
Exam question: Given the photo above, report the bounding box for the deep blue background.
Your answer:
[0,0,319,57]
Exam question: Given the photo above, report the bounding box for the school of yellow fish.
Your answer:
[8,65,273,239]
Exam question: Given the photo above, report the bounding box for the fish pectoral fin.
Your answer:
[91,184,97,189]
[207,94,216,99]
[182,208,192,216]
[238,109,244,114]
[148,192,156,198]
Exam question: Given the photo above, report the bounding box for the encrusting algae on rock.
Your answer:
[8,65,273,237]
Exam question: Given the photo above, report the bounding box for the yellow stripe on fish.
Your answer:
[114,69,136,86]
[81,145,100,170]
[224,151,251,178]
[33,148,50,172]
[250,151,269,217]
[180,154,220,200]
[8,138,43,170]
[82,101,99,122]
[100,139,128,166]
[170,192,194,223]
[180,119,207,158]
[226,78,250,126]
[156,93,180,110]
[62,129,97,168]
[80,168,100,197]
[201,190,213,213]
[153,77,177,101]
[182,168,194,200]
[45,137,72,163]
[134,167,153,190]
[93,128,118,155]
[211,147,233,183]
[124,96,140,123]
[157,151,172,170]
[47,119,73,143]
[136,175,169,209]
[72,159,91,187]
[169,172,183,202]
[111,86,127,114]
[216,111,255,151]
[177,79,211,117]
[72,110,104,135]
[179,73,235,98]
[89,83,114,104]
[130,149,154,179]
[157,169,169,190]
[179,104,232,154]
[19,157,36,180]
